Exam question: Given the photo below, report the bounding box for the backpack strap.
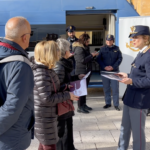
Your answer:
[0,55,31,67]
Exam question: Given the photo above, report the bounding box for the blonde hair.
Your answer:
[142,35,150,46]
[34,40,60,69]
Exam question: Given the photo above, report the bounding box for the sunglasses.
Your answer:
[21,31,33,37]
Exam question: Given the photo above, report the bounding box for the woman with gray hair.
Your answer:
[54,38,84,150]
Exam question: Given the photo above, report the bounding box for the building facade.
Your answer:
[0,0,139,88]
[127,0,150,16]
[0,0,139,46]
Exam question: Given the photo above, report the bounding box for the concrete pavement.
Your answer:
[27,89,150,150]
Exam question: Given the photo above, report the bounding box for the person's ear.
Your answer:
[22,35,27,43]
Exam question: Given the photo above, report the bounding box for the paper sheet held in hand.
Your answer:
[70,71,91,96]
[101,71,123,81]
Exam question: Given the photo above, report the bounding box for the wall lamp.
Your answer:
[86,6,94,9]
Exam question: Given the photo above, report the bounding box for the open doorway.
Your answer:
[66,13,115,87]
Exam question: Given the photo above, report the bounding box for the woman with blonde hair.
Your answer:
[117,25,150,150]
[31,40,79,150]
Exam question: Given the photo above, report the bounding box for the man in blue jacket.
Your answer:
[0,17,34,150]
[97,35,123,111]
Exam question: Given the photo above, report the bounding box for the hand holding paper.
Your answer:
[101,71,123,81]
[116,72,128,78]
[78,74,85,79]
[69,92,79,101]
[70,71,91,96]
[119,78,132,85]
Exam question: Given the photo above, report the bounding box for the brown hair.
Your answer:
[78,33,90,46]
[34,40,60,69]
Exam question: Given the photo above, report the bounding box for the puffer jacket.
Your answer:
[31,59,70,145]
[72,42,93,75]
[54,58,79,120]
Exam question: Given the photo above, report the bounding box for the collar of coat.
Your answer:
[57,58,73,73]
[0,37,29,58]
[72,42,85,49]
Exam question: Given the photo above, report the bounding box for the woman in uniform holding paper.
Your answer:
[72,33,98,113]
[117,25,150,150]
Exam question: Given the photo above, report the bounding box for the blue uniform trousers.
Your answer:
[118,105,147,150]
[101,76,119,106]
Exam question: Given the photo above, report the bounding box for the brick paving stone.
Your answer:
[81,131,115,143]
[74,122,99,131]
[97,121,117,130]
[74,131,82,143]
[75,143,96,150]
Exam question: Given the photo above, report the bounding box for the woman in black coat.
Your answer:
[31,41,79,150]
[54,38,84,150]
[72,33,98,113]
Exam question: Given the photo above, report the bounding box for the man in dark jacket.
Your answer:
[97,34,123,111]
[0,17,34,150]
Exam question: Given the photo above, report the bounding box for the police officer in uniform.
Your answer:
[117,25,150,150]
[97,35,122,111]
[66,25,78,76]
[66,25,78,52]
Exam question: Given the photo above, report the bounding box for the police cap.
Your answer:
[129,25,150,38]
[106,34,114,41]
[66,25,76,32]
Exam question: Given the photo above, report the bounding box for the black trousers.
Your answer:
[56,117,75,150]
[78,74,91,107]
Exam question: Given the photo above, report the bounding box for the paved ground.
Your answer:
[27,89,150,150]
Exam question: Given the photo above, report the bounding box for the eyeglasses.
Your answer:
[21,31,33,37]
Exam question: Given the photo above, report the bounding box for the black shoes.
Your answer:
[114,106,120,111]
[103,104,120,111]
[84,104,93,111]
[147,109,150,116]
[77,107,89,114]
[77,104,93,114]
[103,104,111,109]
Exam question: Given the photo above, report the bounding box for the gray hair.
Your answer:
[5,16,28,39]
[56,38,70,58]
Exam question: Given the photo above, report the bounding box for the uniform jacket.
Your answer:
[96,45,123,71]
[67,36,78,52]
[31,59,70,145]
[54,58,79,120]
[72,42,93,75]
[123,48,150,109]
[0,38,34,150]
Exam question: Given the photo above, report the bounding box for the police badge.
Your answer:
[130,26,137,34]
[126,26,139,52]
